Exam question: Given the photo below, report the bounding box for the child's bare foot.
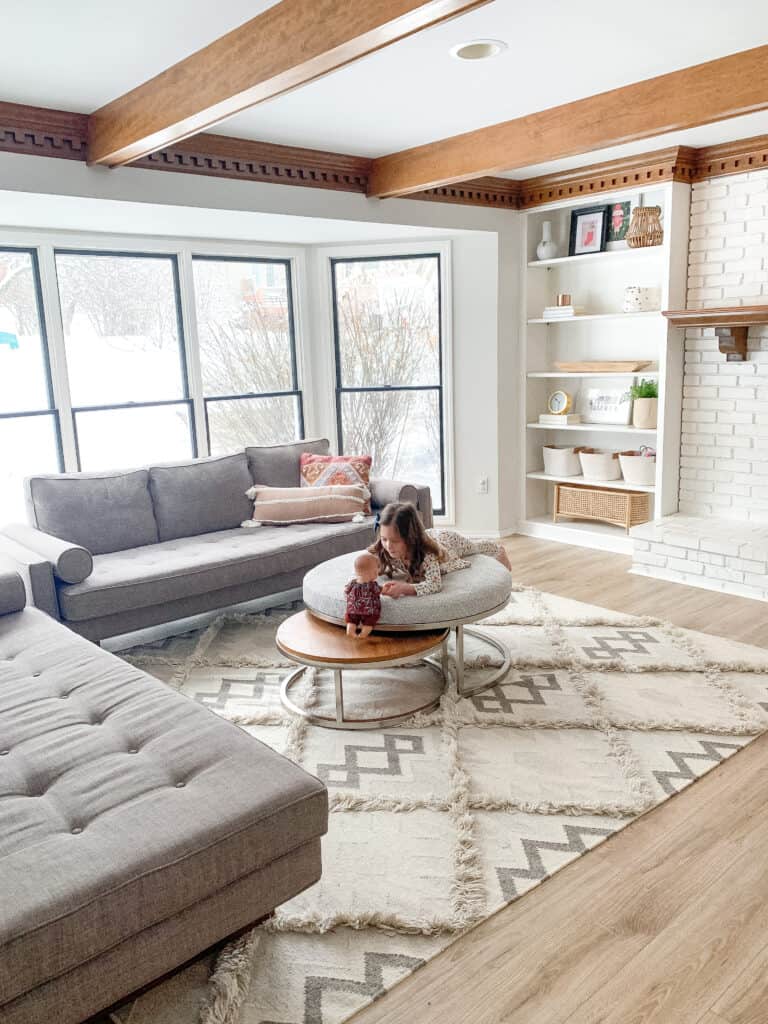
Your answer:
[496,547,512,572]
[357,624,373,639]
[346,623,357,638]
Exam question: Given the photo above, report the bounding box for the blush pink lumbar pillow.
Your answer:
[242,484,369,527]
[300,453,373,513]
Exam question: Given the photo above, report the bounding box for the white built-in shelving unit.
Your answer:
[518,182,690,554]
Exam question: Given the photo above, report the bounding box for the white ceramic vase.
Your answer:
[536,221,558,261]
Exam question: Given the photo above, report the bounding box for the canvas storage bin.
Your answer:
[578,448,621,481]
[618,451,656,486]
[542,445,582,477]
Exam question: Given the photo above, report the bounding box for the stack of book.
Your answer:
[541,305,584,319]
[538,412,582,425]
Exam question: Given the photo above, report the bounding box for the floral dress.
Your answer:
[388,529,503,596]
[344,579,382,626]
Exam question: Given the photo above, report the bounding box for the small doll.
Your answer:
[344,552,382,639]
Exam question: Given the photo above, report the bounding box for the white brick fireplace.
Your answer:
[631,168,768,601]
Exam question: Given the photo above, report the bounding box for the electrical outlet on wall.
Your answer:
[477,476,489,494]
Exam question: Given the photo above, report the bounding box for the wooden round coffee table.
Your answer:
[276,611,449,730]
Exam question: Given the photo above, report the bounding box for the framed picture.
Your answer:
[568,205,609,256]
[580,385,632,425]
[606,200,632,250]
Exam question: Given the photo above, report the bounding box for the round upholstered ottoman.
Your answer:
[303,551,513,696]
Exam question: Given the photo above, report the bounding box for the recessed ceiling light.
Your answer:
[449,39,508,61]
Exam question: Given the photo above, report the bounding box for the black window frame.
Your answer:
[191,254,305,453]
[0,245,64,471]
[330,252,446,516]
[53,248,197,471]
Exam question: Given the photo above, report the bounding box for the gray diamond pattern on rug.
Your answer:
[109,587,768,1024]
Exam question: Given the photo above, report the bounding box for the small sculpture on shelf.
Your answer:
[344,552,382,639]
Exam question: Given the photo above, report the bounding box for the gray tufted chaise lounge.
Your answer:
[0,567,328,1024]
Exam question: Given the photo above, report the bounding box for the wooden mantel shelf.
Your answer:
[662,305,768,361]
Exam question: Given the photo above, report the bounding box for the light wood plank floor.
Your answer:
[353,537,768,1024]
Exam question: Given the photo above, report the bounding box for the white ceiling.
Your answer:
[4,0,768,177]
[0,191,472,244]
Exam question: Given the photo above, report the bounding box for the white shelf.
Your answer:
[527,422,657,435]
[527,471,655,493]
[527,371,659,379]
[528,311,661,325]
[517,516,635,555]
[527,248,664,269]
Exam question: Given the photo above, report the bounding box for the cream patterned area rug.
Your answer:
[108,586,768,1024]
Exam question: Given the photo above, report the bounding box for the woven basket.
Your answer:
[553,483,651,533]
[626,206,663,248]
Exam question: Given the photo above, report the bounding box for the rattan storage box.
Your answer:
[553,483,651,533]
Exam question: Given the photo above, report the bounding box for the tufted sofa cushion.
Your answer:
[0,606,327,1010]
[58,520,375,623]
[304,550,513,628]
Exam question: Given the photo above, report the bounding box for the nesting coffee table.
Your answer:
[301,550,513,697]
[276,611,449,729]
[276,552,514,729]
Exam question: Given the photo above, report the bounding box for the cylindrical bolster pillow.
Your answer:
[0,568,26,615]
[1,523,93,584]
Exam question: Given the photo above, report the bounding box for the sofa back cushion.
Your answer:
[25,470,159,555]
[246,438,330,489]
[149,453,253,541]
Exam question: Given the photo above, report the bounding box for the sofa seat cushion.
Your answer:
[0,607,327,1009]
[58,519,376,623]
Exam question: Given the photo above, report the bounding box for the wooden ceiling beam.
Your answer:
[367,44,768,198]
[87,0,489,168]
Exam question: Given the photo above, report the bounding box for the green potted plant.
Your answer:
[630,378,658,429]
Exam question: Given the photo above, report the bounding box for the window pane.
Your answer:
[207,396,301,455]
[0,414,60,522]
[56,253,185,407]
[75,404,192,471]
[334,257,440,387]
[340,389,442,511]
[193,259,294,397]
[0,251,50,413]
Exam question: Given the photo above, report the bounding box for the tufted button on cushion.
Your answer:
[175,781,186,788]
[58,693,69,699]
[128,748,139,754]
[32,671,41,678]
[70,827,83,835]
[0,750,9,756]
[304,550,513,629]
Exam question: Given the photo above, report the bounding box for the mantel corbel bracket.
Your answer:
[714,325,748,362]
[662,306,768,363]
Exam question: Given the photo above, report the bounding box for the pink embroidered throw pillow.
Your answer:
[300,453,372,513]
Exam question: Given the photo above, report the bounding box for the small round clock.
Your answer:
[547,389,573,415]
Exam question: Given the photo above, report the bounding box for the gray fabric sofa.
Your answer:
[0,439,432,642]
[0,565,328,1024]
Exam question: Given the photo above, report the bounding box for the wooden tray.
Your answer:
[554,361,652,373]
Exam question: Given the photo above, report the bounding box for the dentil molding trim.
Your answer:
[1,101,767,211]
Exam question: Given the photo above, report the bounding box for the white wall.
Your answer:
[0,152,519,535]
[681,169,768,523]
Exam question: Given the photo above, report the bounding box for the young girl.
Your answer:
[369,502,512,598]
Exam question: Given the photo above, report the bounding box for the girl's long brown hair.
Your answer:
[368,502,444,582]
